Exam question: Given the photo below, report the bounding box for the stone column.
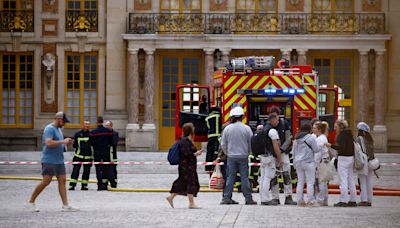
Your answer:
[297,49,308,65]
[280,49,292,63]
[373,49,387,153]
[143,48,155,129]
[220,48,231,66]
[204,48,215,87]
[358,49,369,122]
[127,48,139,125]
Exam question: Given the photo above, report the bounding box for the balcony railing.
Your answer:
[66,10,98,32]
[0,10,34,32]
[127,13,385,35]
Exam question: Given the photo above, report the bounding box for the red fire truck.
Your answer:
[175,57,338,142]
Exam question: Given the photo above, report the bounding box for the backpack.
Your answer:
[354,140,367,171]
[251,125,273,157]
[168,140,180,165]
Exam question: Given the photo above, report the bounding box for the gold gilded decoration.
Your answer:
[73,15,91,31]
[9,16,27,32]
[1,11,34,32]
[66,11,98,32]
[127,12,385,35]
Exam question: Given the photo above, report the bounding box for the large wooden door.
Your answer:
[158,52,202,150]
[310,52,354,123]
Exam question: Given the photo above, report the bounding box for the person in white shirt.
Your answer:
[314,121,330,206]
[259,114,282,206]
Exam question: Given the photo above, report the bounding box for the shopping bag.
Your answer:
[318,159,336,182]
[209,164,224,190]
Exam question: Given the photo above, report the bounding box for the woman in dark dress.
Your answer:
[166,123,202,209]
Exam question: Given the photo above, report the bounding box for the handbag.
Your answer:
[318,159,336,182]
[209,164,225,190]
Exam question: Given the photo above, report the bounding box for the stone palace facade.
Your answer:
[0,0,399,152]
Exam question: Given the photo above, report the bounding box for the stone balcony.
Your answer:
[127,12,385,35]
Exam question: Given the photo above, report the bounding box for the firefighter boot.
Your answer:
[81,184,89,191]
[284,195,297,205]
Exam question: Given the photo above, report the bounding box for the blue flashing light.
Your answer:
[289,89,295,94]
[297,89,305,93]
[283,89,289,93]
[265,89,277,94]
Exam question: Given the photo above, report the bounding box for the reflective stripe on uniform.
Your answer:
[70,178,78,183]
[75,137,90,156]
[206,113,221,138]
[74,154,93,160]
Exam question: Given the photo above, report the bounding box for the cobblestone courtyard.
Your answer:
[1,174,400,228]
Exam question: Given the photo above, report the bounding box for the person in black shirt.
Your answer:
[90,116,113,191]
[105,120,119,188]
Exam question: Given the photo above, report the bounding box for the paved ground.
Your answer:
[1,174,400,228]
[1,151,400,227]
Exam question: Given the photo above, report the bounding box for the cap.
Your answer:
[229,106,244,117]
[55,112,70,123]
[357,122,370,133]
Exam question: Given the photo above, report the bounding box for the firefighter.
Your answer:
[269,107,297,205]
[205,106,222,174]
[105,120,119,188]
[69,120,93,191]
[89,116,113,191]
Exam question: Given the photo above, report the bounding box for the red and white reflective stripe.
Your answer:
[0,161,399,166]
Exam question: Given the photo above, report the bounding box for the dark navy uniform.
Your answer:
[89,125,113,190]
[109,130,119,188]
[205,109,222,172]
[69,129,93,190]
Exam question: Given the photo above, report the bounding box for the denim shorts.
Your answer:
[41,163,66,176]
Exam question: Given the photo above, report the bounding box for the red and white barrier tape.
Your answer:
[0,161,399,167]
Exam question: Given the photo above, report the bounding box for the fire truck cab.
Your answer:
[175,56,338,142]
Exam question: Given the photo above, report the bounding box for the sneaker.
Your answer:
[68,186,75,191]
[220,199,239,205]
[357,201,372,207]
[284,196,297,205]
[297,200,307,207]
[261,200,278,206]
[307,200,320,207]
[271,198,280,205]
[347,201,357,207]
[334,202,348,207]
[61,205,80,212]
[24,202,39,212]
[245,200,257,205]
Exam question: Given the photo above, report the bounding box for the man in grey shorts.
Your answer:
[25,112,79,212]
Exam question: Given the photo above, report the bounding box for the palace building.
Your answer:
[0,0,398,152]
